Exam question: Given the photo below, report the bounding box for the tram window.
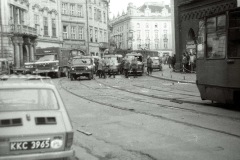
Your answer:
[206,15,226,59]
[197,20,205,59]
[228,11,240,58]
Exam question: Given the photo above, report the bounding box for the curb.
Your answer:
[150,75,196,84]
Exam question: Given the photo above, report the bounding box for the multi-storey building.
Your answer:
[173,0,237,69]
[60,0,109,56]
[0,0,61,70]
[109,2,172,56]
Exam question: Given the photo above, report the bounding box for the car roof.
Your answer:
[0,75,55,89]
[126,52,142,56]
[73,56,92,59]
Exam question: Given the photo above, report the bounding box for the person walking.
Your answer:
[131,57,138,78]
[102,59,107,79]
[146,56,153,75]
[97,59,103,78]
[109,58,117,78]
[123,58,130,78]
[167,56,172,68]
[171,54,176,71]
[182,53,187,73]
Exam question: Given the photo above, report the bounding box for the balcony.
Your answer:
[0,25,37,37]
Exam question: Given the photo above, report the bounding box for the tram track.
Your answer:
[58,78,240,139]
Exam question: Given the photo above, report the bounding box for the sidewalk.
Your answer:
[149,64,196,84]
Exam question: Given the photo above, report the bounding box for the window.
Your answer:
[63,25,68,39]
[104,31,106,42]
[137,30,141,39]
[71,26,76,39]
[89,6,92,19]
[155,30,158,39]
[0,89,59,111]
[90,28,93,42]
[137,23,140,28]
[146,30,149,39]
[146,23,149,28]
[62,3,68,14]
[206,15,226,59]
[77,5,83,17]
[43,17,48,36]
[99,31,102,42]
[52,19,56,37]
[78,27,83,39]
[137,39,141,49]
[103,11,106,23]
[70,4,75,16]
[94,8,97,20]
[95,29,98,42]
[146,39,150,49]
[197,20,205,59]
[164,39,168,49]
[98,9,102,22]
[34,14,40,34]
[164,23,167,28]
[228,11,240,58]
[155,39,159,49]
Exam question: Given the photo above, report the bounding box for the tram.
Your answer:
[196,7,240,104]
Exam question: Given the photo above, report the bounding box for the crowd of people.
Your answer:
[94,52,196,79]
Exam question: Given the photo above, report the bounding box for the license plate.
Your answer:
[10,140,50,151]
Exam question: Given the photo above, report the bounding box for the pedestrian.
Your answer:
[167,56,172,68]
[109,58,117,78]
[97,59,103,78]
[182,53,187,73]
[101,59,107,79]
[123,58,130,78]
[171,54,176,71]
[189,53,195,72]
[146,56,153,75]
[131,57,138,78]
[95,59,99,76]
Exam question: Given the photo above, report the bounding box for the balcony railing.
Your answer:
[0,25,37,36]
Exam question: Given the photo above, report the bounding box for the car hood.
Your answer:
[35,60,59,64]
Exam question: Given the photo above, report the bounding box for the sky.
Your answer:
[109,0,171,19]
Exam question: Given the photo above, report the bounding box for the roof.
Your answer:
[138,3,171,13]
[0,75,55,89]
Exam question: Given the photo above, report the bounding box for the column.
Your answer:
[19,38,24,67]
[28,44,32,62]
[14,43,20,68]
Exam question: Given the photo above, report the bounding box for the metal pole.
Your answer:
[0,0,3,58]
[85,0,90,55]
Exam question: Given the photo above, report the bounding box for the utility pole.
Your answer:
[0,0,3,58]
[85,0,90,55]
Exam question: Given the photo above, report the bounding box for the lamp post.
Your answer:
[85,0,90,55]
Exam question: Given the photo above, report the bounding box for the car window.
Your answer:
[72,58,92,65]
[0,89,59,111]
[37,55,55,62]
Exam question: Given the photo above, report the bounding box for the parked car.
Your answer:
[0,75,75,160]
[151,57,162,71]
[68,56,94,80]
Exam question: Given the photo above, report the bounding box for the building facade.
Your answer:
[109,2,172,56]
[173,0,237,69]
[60,0,109,56]
[0,0,62,70]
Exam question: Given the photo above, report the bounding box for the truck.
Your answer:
[31,47,86,77]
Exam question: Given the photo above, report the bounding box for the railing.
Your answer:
[0,25,37,36]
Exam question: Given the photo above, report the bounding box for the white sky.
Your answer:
[109,0,171,19]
